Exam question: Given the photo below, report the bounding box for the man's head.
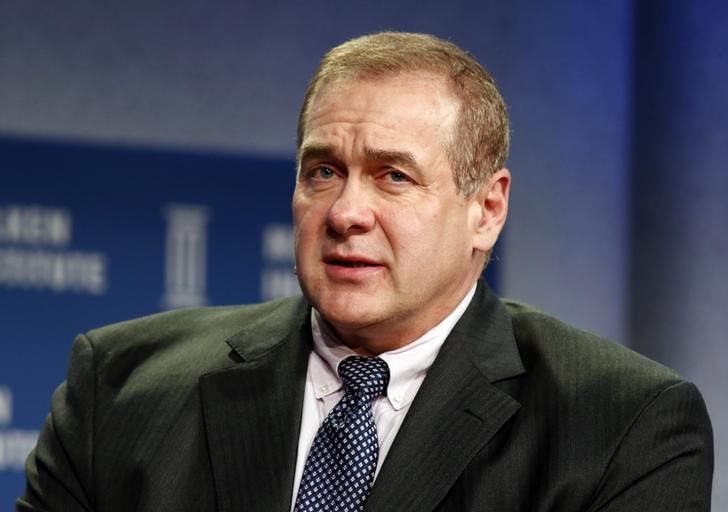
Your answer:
[293,32,510,354]
[297,32,510,197]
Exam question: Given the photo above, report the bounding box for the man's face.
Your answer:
[293,73,492,353]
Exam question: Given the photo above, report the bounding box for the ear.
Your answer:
[470,168,511,253]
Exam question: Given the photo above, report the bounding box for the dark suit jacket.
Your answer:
[18,282,713,511]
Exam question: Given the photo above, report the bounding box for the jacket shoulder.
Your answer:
[502,299,683,395]
[80,295,309,386]
[89,295,305,339]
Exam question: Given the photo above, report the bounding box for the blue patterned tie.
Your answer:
[294,356,390,512]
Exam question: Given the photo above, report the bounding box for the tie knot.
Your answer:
[338,356,389,401]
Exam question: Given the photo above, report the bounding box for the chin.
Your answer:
[318,300,372,323]
[315,294,382,328]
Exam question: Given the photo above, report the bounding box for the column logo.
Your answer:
[0,387,11,427]
[161,204,210,310]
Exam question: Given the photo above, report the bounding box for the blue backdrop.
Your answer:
[0,137,299,502]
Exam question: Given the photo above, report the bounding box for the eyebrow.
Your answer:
[363,147,420,173]
[297,144,421,173]
[297,144,334,165]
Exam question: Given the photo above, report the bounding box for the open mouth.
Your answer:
[324,256,381,268]
[330,260,373,268]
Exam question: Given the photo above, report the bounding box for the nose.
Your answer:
[326,179,375,236]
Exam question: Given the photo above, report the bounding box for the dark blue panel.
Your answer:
[0,136,298,501]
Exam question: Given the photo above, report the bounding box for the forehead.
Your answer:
[302,73,459,145]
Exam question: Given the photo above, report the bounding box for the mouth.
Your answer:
[322,255,384,272]
[326,259,376,268]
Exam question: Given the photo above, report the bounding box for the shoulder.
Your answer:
[503,299,683,391]
[499,298,705,447]
[499,299,712,498]
[74,295,309,387]
[86,295,307,344]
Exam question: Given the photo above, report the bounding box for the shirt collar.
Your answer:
[309,284,477,410]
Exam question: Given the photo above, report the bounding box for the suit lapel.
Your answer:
[199,298,312,512]
[365,282,525,512]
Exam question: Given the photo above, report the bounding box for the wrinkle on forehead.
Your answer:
[299,143,421,174]
[302,72,459,142]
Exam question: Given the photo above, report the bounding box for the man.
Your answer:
[18,32,713,511]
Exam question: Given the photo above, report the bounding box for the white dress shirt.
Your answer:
[290,284,477,509]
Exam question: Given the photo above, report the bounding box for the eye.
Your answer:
[386,170,410,183]
[301,165,338,182]
[300,165,342,189]
[317,166,336,179]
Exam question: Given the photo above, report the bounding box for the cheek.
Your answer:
[293,196,318,229]
[292,200,312,252]
[293,200,329,252]
[382,214,435,259]
[400,206,471,259]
